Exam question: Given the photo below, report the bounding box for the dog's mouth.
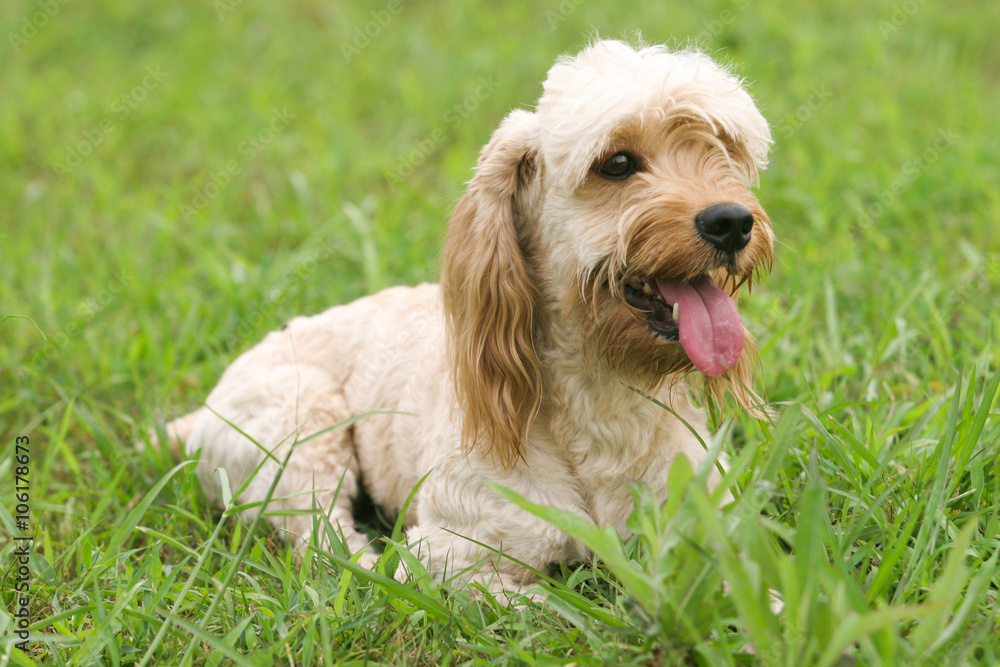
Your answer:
[622,275,745,376]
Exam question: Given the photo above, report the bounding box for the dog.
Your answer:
[160,39,773,596]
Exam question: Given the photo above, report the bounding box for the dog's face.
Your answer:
[535,42,774,387]
[441,41,774,466]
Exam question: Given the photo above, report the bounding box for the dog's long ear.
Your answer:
[441,110,543,470]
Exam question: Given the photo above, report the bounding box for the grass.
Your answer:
[1,0,999,664]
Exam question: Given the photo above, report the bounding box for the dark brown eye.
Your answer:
[599,152,637,180]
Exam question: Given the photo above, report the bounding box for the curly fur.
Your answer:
[158,40,774,595]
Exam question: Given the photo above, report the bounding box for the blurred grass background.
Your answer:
[2,0,998,414]
[1,0,999,664]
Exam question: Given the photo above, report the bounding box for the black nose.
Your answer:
[695,203,754,254]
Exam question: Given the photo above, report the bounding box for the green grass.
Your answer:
[2,0,999,664]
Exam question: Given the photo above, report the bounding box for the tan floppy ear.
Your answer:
[440,109,543,470]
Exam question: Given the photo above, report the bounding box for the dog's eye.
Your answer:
[599,153,638,180]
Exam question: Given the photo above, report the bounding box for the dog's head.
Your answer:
[441,40,774,466]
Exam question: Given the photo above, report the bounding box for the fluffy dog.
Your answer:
[162,40,773,594]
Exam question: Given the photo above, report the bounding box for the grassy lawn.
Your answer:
[2,0,999,664]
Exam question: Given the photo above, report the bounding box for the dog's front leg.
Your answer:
[395,468,589,599]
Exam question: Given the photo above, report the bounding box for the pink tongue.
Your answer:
[655,276,744,376]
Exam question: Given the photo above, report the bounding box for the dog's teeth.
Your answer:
[672,302,680,322]
[642,281,654,295]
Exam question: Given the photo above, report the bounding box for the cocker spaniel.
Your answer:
[162,39,773,595]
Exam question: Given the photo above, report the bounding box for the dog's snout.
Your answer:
[695,203,754,254]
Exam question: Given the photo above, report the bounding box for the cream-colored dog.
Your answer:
[163,40,773,594]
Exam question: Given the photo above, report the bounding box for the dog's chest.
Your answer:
[543,407,677,533]
[569,450,673,536]
[525,431,675,541]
